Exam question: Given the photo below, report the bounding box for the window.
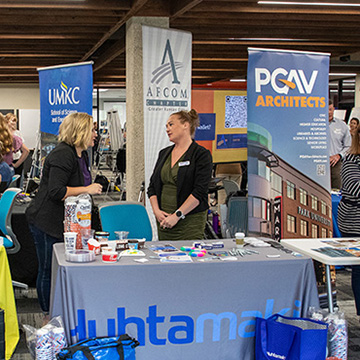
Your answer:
[329,230,333,238]
[300,219,308,236]
[271,172,282,198]
[287,215,296,233]
[253,198,261,218]
[258,160,270,181]
[312,224,318,238]
[321,201,327,216]
[287,181,296,200]
[322,228,327,238]
[311,195,318,211]
[299,188,308,206]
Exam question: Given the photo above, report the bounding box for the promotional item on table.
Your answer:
[64,195,92,250]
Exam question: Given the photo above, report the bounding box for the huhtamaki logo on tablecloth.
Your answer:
[70,299,302,346]
[254,68,325,108]
[267,352,286,360]
[48,81,80,106]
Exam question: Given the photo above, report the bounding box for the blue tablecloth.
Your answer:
[50,240,320,360]
[331,193,342,238]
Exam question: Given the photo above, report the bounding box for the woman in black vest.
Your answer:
[147,109,212,240]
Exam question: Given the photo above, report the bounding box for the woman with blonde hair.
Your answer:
[338,123,360,319]
[147,109,213,240]
[26,112,102,316]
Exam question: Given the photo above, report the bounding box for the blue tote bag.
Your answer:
[56,334,139,360]
[255,314,328,360]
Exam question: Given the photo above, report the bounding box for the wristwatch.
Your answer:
[175,209,185,220]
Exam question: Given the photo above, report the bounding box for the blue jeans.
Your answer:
[28,223,63,313]
[341,231,360,315]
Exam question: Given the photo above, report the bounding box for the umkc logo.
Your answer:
[254,67,325,108]
[146,39,188,101]
[48,81,80,106]
[70,299,302,346]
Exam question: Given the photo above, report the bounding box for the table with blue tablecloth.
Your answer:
[50,240,319,360]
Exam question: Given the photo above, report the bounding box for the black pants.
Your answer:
[341,231,360,315]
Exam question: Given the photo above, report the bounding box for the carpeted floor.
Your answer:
[10,268,360,359]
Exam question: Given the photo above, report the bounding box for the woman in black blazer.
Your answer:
[26,113,102,317]
[147,109,213,240]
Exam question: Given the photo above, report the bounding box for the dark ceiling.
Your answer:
[1,0,360,87]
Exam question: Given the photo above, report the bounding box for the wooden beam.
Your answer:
[81,0,151,61]
[171,0,203,19]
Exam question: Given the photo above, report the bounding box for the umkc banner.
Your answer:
[247,48,330,238]
[142,26,192,236]
[38,62,93,136]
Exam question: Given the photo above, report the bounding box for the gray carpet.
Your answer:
[10,269,360,359]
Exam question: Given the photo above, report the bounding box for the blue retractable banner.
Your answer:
[247,48,330,238]
[38,62,93,135]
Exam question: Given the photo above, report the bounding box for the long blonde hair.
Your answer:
[349,124,360,155]
[58,112,93,150]
[0,113,13,155]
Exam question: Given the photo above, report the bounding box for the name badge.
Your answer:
[179,161,190,167]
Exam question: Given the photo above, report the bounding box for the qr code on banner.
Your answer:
[225,96,247,128]
[317,164,326,176]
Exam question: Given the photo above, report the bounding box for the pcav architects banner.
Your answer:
[142,25,192,234]
[247,48,331,239]
[38,62,93,156]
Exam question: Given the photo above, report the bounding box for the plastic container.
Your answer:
[235,232,245,248]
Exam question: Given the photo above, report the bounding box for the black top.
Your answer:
[26,142,89,239]
[147,140,213,215]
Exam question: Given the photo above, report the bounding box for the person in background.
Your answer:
[26,112,102,318]
[349,117,360,136]
[0,141,14,189]
[5,113,29,186]
[147,109,213,240]
[338,123,360,319]
[328,100,351,189]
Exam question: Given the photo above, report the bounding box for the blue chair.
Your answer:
[0,188,28,289]
[98,201,153,241]
[0,188,22,254]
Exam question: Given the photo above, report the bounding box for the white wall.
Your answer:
[0,84,39,109]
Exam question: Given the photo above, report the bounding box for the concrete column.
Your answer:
[355,74,360,107]
[126,17,169,201]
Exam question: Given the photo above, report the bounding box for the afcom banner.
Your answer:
[247,48,331,240]
[142,26,192,233]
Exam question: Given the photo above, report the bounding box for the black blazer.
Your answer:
[26,142,89,239]
[147,140,213,215]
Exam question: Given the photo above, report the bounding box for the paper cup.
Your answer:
[64,232,77,252]
[80,229,95,250]
[101,246,112,253]
[108,241,117,252]
[87,239,100,255]
[115,231,129,240]
[128,240,138,250]
[102,251,118,263]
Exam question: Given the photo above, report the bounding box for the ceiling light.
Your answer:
[329,73,357,76]
[228,37,309,41]
[230,79,246,82]
[258,1,360,7]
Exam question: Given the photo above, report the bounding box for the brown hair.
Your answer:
[350,124,360,155]
[171,109,199,137]
[0,113,13,155]
[350,117,359,126]
[58,112,93,150]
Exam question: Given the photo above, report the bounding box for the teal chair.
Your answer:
[98,201,153,241]
[0,187,28,289]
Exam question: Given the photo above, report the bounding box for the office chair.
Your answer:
[0,188,28,289]
[226,196,248,238]
[8,175,20,189]
[222,179,240,198]
[98,201,153,241]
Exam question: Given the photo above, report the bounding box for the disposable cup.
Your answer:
[87,239,100,255]
[80,229,95,250]
[102,251,118,263]
[108,241,117,252]
[64,232,77,252]
[128,239,138,250]
[115,231,129,240]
